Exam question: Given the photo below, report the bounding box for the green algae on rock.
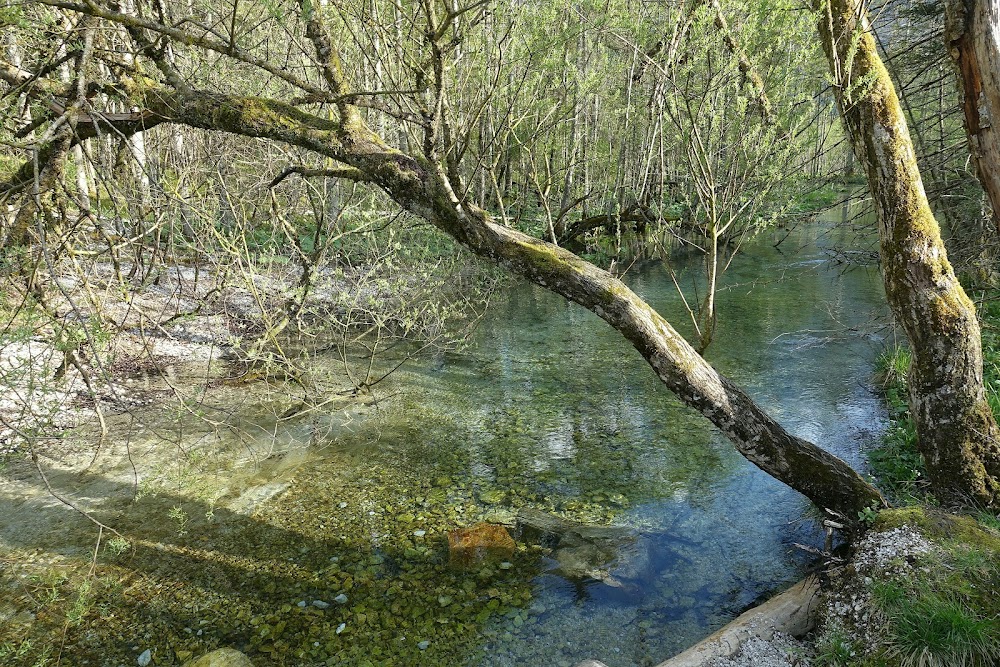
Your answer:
[183,648,255,667]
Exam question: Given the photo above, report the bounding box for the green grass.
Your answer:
[870,541,1000,667]
[874,344,912,391]
[810,509,1000,667]
[813,626,861,667]
[974,510,1000,532]
[867,344,929,504]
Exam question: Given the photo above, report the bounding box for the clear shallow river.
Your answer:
[332,220,890,666]
[0,217,890,667]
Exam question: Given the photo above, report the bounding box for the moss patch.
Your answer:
[875,506,1000,551]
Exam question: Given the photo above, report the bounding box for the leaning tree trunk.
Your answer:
[945,0,1000,232]
[127,87,883,520]
[818,0,1000,506]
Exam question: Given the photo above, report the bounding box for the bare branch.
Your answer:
[268,164,372,187]
[35,0,336,101]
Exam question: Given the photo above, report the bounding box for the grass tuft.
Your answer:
[813,626,860,667]
[878,588,1000,667]
[874,344,912,390]
[866,521,1000,667]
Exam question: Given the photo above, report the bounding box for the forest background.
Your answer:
[2,0,1000,665]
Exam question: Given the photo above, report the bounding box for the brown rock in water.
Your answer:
[182,648,255,667]
[448,523,516,567]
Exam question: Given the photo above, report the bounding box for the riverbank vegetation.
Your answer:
[3,0,1000,665]
[808,292,1000,667]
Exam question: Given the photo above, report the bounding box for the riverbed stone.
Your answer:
[182,648,254,667]
[448,523,516,567]
[479,489,507,504]
[516,508,655,590]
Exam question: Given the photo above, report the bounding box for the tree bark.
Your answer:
[818,0,1000,506]
[945,0,1000,232]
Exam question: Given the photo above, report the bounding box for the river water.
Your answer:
[0,217,890,667]
[339,219,890,665]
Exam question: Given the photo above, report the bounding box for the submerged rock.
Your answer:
[478,489,507,505]
[182,648,254,667]
[448,522,516,568]
[516,508,655,590]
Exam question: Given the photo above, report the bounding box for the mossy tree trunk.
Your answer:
[4,0,887,521]
[817,0,1000,506]
[945,0,1000,232]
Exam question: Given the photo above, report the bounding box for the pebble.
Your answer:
[137,650,152,666]
[334,593,348,604]
[413,530,426,537]
[336,623,346,634]
[338,502,348,508]
[297,600,307,607]
[313,600,330,609]
[704,635,804,667]
[417,640,430,650]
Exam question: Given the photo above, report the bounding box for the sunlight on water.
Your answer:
[19,217,887,666]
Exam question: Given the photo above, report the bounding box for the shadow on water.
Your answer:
[0,456,546,666]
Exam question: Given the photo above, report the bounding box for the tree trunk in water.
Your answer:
[699,228,719,354]
[128,86,885,519]
[946,0,1000,232]
[818,0,1000,506]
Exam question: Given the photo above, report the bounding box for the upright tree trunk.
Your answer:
[945,0,1000,232]
[56,16,93,214]
[699,226,719,353]
[3,30,30,239]
[120,0,151,213]
[818,0,1000,506]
